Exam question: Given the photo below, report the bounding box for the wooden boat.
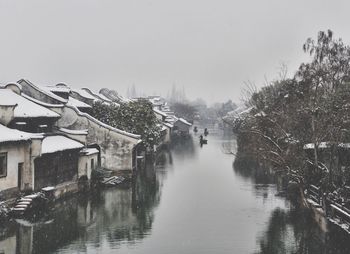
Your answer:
[199,135,208,145]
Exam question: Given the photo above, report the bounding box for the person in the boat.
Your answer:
[199,134,204,147]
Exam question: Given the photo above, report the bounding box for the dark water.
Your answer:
[1,134,350,253]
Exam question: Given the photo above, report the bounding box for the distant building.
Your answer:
[173,118,192,136]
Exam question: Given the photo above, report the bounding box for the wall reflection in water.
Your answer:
[0,147,175,254]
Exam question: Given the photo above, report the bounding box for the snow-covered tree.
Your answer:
[91,100,162,148]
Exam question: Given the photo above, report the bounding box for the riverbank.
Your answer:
[2,133,350,253]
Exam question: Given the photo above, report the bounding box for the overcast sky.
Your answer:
[0,0,350,104]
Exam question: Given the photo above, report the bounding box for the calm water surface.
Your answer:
[1,134,349,253]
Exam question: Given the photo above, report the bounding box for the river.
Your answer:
[1,134,350,253]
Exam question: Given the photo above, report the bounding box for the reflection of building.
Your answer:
[0,150,168,253]
[0,223,17,254]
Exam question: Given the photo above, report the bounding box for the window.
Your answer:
[0,153,7,178]
[91,159,95,170]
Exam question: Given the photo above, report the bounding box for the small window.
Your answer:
[0,153,7,178]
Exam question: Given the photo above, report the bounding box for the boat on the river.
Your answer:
[199,135,208,145]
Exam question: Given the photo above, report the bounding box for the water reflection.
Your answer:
[233,146,350,254]
[170,136,196,160]
[0,147,175,254]
[233,154,275,185]
[3,134,350,253]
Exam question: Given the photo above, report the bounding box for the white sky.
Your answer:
[0,0,350,103]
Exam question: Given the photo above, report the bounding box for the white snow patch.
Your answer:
[0,124,42,143]
[153,108,168,117]
[178,118,192,126]
[97,93,112,102]
[303,142,330,149]
[81,148,99,156]
[18,79,68,104]
[0,89,61,118]
[41,135,84,154]
[72,89,97,101]
[59,128,88,135]
[163,122,173,129]
[22,93,65,108]
[43,86,70,93]
[338,143,350,149]
[67,96,92,108]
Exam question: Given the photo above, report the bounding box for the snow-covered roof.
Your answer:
[0,89,61,118]
[0,124,43,144]
[303,142,330,150]
[153,108,168,117]
[80,148,99,156]
[41,135,84,154]
[72,89,97,101]
[59,128,88,135]
[17,79,68,104]
[163,122,174,129]
[178,118,192,126]
[97,93,112,102]
[67,96,92,108]
[22,93,65,108]
[165,116,177,124]
[43,86,70,93]
[338,143,350,149]
[149,97,163,106]
[237,106,254,116]
[81,88,104,101]
[254,111,267,117]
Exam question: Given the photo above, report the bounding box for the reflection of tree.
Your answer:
[233,154,275,185]
[132,159,161,235]
[255,208,350,254]
[170,136,196,159]
[221,139,236,155]
[85,159,162,249]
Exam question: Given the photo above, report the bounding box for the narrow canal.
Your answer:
[1,134,350,253]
